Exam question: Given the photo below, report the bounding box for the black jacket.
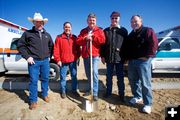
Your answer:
[17,26,54,60]
[101,27,128,63]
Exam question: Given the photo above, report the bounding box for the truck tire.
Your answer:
[0,71,5,76]
[49,63,60,81]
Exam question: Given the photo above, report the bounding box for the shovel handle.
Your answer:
[89,30,93,101]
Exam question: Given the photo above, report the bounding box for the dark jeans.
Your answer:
[106,62,125,96]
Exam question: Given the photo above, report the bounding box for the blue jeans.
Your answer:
[83,56,100,96]
[59,61,78,93]
[128,58,153,106]
[28,58,50,103]
[106,63,125,96]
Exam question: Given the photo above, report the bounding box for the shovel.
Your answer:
[85,31,98,112]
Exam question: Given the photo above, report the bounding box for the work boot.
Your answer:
[83,91,90,96]
[29,102,37,110]
[61,93,66,99]
[119,95,125,102]
[43,96,50,103]
[93,96,98,101]
[103,93,111,98]
[72,91,80,97]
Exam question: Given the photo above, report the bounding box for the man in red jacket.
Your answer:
[54,22,81,98]
[76,13,105,101]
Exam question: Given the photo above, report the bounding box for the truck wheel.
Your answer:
[49,63,60,81]
[0,72,5,76]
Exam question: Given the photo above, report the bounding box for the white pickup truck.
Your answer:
[0,18,60,80]
[152,26,180,73]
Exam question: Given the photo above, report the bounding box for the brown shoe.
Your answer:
[61,93,66,99]
[29,102,37,110]
[43,96,50,103]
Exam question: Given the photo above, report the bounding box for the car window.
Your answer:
[158,38,163,43]
[10,38,19,50]
[159,38,180,50]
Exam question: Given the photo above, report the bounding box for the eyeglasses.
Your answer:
[111,17,118,20]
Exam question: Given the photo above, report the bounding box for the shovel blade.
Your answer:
[85,100,98,112]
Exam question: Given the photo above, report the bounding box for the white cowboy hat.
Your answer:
[28,12,48,24]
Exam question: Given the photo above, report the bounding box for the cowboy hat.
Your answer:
[28,12,48,24]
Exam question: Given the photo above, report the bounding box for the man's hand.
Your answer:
[57,61,62,67]
[27,57,35,64]
[85,33,93,41]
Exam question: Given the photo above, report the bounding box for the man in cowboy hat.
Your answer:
[18,12,54,110]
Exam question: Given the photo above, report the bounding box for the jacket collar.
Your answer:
[133,26,143,33]
[110,24,120,29]
[62,32,72,39]
[86,26,99,32]
[32,26,45,33]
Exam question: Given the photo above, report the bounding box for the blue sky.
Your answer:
[0,0,180,40]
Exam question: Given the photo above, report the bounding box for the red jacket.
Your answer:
[54,33,81,63]
[77,26,105,58]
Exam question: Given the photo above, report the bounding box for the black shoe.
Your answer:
[61,93,66,99]
[93,96,98,101]
[83,91,90,96]
[119,95,125,102]
[103,93,111,98]
[72,91,80,97]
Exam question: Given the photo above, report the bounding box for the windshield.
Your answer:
[158,38,163,43]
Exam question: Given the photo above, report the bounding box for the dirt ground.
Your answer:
[0,61,180,120]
